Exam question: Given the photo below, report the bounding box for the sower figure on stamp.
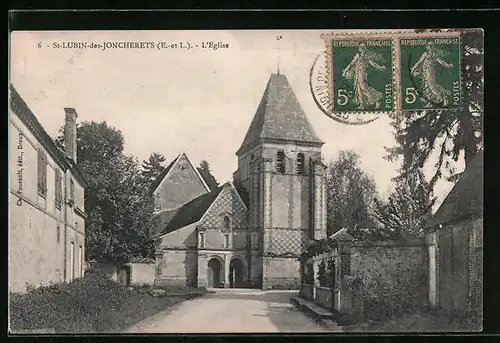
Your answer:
[342,42,387,110]
[410,42,454,108]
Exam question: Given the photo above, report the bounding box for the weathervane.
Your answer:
[276,35,282,75]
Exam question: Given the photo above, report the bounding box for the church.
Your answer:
[150,73,328,290]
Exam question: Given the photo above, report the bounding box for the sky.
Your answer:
[9,30,464,210]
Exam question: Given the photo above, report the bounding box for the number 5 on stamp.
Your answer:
[329,38,394,113]
[399,35,461,111]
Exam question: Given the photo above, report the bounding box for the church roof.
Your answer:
[426,151,483,228]
[148,152,211,195]
[159,186,224,236]
[151,208,180,237]
[148,154,180,194]
[236,73,324,155]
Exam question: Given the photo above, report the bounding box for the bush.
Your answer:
[9,273,189,333]
[304,264,315,284]
[317,261,327,287]
[326,260,336,288]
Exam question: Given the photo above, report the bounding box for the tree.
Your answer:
[385,29,484,187]
[326,150,379,239]
[55,121,156,265]
[141,152,166,184]
[373,169,436,239]
[197,160,219,191]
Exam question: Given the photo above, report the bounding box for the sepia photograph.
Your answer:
[8,28,483,334]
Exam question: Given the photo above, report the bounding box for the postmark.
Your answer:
[399,35,461,111]
[327,37,394,115]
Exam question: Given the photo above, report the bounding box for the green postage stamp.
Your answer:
[317,32,463,121]
[328,37,394,113]
[399,36,461,111]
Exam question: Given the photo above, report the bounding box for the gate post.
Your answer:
[427,231,439,307]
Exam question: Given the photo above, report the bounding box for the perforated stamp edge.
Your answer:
[396,32,462,112]
[319,30,463,116]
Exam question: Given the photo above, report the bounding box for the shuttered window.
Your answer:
[55,169,62,208]
[69,242,75,281]
[69,178,75,203]
[37,148,47,197]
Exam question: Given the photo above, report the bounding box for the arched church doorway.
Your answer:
[207,258,223,288]
[229,258,245,288]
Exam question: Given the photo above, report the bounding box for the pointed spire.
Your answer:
[276,35,282,75]
[236,74,324,155]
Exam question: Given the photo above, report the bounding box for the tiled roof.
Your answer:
[237,73,324,154]
[427,151,484,228]
[151,208,181,237]
[148,154,180,194]
[234,184,250,208]
[158,186,224,236]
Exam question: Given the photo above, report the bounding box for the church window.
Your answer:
[297,153,305,175]
[199,232,205,248]
[276,150,285,173]
[223,215,231,230]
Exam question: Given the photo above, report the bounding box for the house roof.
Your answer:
[148,154,180,194]
[9,84,88,187]
[236,73,324,155]
[158,186,224,236]
[426,151,484,228]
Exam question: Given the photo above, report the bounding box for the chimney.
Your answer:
[64,108,78,163]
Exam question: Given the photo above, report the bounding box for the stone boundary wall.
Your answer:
[350,240,428,310]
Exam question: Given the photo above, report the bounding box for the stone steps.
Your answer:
[291,296,343,332]
[291,296,333,319]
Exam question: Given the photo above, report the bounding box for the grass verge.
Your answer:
[341,301,481,333]
[9,272,205,333]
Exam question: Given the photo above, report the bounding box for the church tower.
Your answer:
[234,74,327,289]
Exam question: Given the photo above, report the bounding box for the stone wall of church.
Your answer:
[155,249,198,287]
[262,257,301,290]
[270,174,311,229]
[249,254,263,288]
[256,144,322,290]
[155,223,198,287]
[154,153,209,211]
